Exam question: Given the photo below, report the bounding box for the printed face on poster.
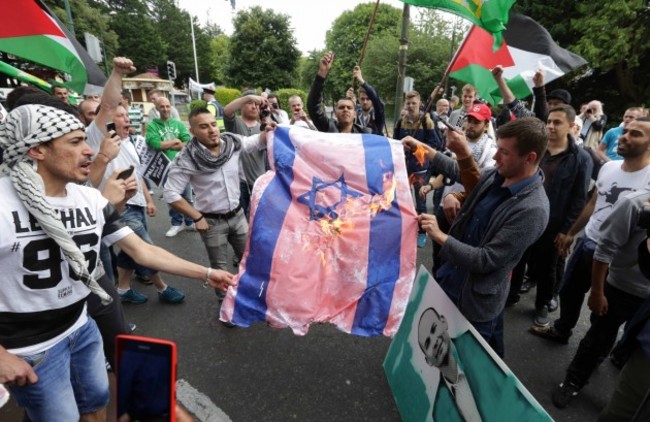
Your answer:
[384,266,552,422]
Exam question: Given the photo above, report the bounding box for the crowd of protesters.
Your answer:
[0,50,649,421]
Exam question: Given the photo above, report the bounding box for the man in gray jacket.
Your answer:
[410,118,550,357]
[551,189,650,409]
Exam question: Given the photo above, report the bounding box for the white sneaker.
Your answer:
[185,223,195,231]
[165,225,185,237]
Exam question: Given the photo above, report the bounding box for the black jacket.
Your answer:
[307,75,371,134]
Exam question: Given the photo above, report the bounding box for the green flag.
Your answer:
[400,0,516,47]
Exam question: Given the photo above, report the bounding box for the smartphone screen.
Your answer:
[116,335,177,422]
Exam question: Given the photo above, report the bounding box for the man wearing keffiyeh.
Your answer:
[0,104,236,421]
[163,106,269,304]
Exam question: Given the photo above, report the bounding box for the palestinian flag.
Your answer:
[449,14,587,105]
[401,0,516,48]
[0,0,106,94]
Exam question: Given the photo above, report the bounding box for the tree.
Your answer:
[193,18,218,85]
[225,6,300,90]
[324,3,402,101]
[48,0,119,72]
[208,34,230,85]
[363,27,450,105]
[147,0,196,85]
[571,2,649,106]
[298,49,324,92]
[109,7,166,74]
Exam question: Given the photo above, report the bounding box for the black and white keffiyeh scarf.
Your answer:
[0,104,112,305]
[173,132,242,173]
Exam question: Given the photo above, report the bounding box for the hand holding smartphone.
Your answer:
[116,335,177,422]
[117,166,135,180]
[107,122,117,133]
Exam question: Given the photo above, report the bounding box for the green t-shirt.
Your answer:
[145,118,191,160]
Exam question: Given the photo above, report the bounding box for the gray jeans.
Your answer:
[200,210,248,270]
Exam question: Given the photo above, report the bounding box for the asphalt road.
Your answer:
[1,194,620,421]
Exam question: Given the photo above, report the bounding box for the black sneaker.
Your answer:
[534,305,550,327]
[519,279,535,293]
[552,382,580,408]
[529,324,570,344]
[134,273,153,285]
[505,294,521,307]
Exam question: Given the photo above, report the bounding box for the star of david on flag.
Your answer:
[220,126,418,336]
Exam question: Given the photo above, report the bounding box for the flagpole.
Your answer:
[190,15,199,82]
[357,0,381,67]
[352,0,381,91]
[409,25,474,134]
[0,60,53,93]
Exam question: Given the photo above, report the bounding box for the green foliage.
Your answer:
[189,99,207,110]
[109,8,166,74]
[148,0,196,84]
[513,0,650,113]
[298,50,324,92]
[324,3,402,101]
[215,87,242,106]
[209,34,230,85]
[274,88,307,111]
[226,6,301,90]
[362,28,449,107]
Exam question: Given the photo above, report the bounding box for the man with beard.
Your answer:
[533,119,650,345]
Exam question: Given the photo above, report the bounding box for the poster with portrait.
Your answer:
[383,266,552,422]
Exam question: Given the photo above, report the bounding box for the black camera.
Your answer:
[639,204,650,232]
[260,105,271,119]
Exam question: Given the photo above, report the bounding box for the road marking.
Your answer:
[176,379,232,422]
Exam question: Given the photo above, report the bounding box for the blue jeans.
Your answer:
[169,183,194,226]
[116,205,156,277]
[9,318,109,421]
[470,311,505,358]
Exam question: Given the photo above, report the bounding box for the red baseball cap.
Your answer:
[466,103,492,122]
